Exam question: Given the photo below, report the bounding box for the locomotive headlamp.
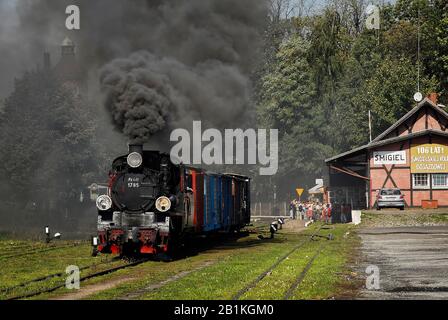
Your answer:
[155,196,171,212]
[96,194,112,211]
[127,152,143,168]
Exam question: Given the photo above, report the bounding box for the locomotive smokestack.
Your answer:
[128,144,143,155]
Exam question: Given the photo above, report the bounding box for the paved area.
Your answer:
[358,226,448,299]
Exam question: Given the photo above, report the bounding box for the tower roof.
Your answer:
[54,37,83,82]
[62,37,74,47]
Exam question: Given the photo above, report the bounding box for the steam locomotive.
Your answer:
[94,144,250,256]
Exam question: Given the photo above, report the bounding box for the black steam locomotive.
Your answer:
[94,144,250,256]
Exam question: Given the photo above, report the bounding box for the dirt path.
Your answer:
[119,260,216,300]
[51,259,217,300]
[282,219,306,231]
[51,276,137,300]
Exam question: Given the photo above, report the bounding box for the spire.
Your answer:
[61,37,75,56]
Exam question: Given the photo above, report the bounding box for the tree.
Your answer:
[254,0,446,202]
[257,34,333,196]
[0,68,101,225]
[353,57,438,138]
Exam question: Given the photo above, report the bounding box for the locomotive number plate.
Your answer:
[128,182,140,188]
[127,177,140,188]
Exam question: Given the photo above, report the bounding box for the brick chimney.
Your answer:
[428,92,438,104]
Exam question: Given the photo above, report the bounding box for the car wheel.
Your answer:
[400,206,404,211]
[376,205,381,211]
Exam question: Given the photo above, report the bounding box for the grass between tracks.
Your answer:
[137,223,359,300]
[0,240,125,300]
[0,222,359,300]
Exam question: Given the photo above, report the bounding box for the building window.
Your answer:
[432,174,448,188]
[412,173,429,189]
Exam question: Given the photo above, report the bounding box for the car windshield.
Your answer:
[381,189,401,195]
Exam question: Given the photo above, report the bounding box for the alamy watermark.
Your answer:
[65,265,80,290]
[365,4,380,30]
[65,5,80,30]
[170,121,278,175]
[365,265,380,290]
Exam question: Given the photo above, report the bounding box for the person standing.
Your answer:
[306,203,313,221]
[326,203,332,224]
[289,200,295,219]
[298,202,304,220]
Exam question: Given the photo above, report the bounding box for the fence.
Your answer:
[250,201,290,217]
[330,204,353,223]
[250,202,354,223]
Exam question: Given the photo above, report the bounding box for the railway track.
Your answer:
[0,256,122,295]
[283,243,325,300]
[232,223,328,300]
[0,242,86,261]
[5,257,151,300]
[0,243,48,253]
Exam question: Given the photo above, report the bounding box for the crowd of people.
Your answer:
[289,199,332,223]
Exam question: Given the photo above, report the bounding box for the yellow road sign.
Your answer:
[295,188,304,197]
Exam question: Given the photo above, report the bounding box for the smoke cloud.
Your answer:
[99,51,253,143]
[1,0,267,143]
[0,0,268,235]
[95,0,267,142]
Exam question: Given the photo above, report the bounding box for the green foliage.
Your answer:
[258,35,314,131]
[0,68,101,215]
[353,56,437,137]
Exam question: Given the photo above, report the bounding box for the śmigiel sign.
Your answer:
[411,143,448,173]
[373,150,407,165]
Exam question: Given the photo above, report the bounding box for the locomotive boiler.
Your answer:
[94,144,250,256]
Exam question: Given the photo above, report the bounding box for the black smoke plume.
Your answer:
[99,51,253,143]
[2,0,268,143]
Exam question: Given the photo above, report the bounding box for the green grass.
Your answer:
[0,222,359,300]
[135,224,358,300]
[141,236,298,300]
[88,234,295,300]
[0,240,125,300]
[242,224,357,300]
[289,225,358,299]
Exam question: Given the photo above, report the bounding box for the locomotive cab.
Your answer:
[96,144,182,256]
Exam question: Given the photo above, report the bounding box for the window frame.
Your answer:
[412,173,430,189]
[432,173,448,189]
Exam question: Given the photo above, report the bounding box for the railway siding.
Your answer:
[136,224,357,300]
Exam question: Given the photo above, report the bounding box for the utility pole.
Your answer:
[273,183,277,215]
[368,110,373,142]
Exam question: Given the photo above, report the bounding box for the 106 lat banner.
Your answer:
[411,143,448,173]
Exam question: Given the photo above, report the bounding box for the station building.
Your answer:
[325,94,448,209]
